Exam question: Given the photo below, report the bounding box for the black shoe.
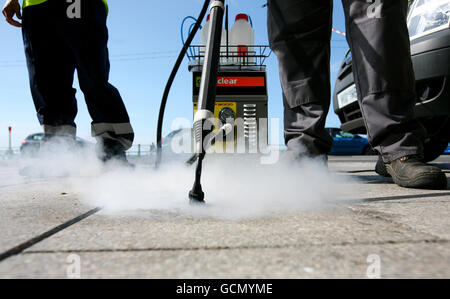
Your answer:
[99,140,134,169]
[375,156,391,177]
[102,151,135,169]
[384,155,447,190]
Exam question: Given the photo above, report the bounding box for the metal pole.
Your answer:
[226,5,229,60]
[8,127,12,154]
[196,0,225,114]
[189,0,226,204]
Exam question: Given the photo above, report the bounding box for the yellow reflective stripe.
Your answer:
[23,0,108,13]
[23,0,47,8]
[102,0,108,14]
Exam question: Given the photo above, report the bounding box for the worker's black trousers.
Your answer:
[22,0,134,150]
[268,0,426,162]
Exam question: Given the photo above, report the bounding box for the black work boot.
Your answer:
[375,155,390,178]
[99,139,134,169]
[382,155,447,190]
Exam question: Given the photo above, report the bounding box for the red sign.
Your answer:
[8,126,11,132]
[217,76,265,87]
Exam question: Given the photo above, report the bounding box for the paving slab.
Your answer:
[0,156,449,278]
[1,242,449,279]
[0,181,94,253]
[0,160,43,189]
[335,170,450,240]
[23,203,437,253]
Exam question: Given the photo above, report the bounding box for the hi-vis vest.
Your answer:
[23,0,108,13]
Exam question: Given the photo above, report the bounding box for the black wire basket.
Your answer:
[187,45,272,71]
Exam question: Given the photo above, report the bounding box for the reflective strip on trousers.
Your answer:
[91,123,134,150]
[92,123,133,135]
[23,0,109,13]
[42,125,77,136]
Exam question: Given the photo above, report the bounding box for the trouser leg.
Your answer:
[342,0,426,162]
[22,2,78,136]
[283,95,332,155]
[268,0,333,155]
[62,0,134,151]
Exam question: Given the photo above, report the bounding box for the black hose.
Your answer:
[155,0,211,169]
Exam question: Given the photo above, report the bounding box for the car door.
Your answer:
[335,131,365,155]
[332,134,345,154]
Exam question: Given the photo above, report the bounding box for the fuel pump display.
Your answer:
[185,3,272,204]
[188,9,271,152]
[156,0,271,205]
[191,70,269,152]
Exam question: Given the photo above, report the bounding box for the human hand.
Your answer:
[2,0,22,27]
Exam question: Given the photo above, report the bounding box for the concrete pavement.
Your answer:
[0,155,449,278]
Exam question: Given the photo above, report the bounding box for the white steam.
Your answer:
[75,153,348,221]
[8,138,351,221]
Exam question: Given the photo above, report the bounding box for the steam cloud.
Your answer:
[5,138,351,221]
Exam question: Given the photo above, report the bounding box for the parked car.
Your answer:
[333,0,450,161]
[445,143,450,154]
[326,128,376,156]
[20,133,91,156]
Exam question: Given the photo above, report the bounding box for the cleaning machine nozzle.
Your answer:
[188,0,226,205]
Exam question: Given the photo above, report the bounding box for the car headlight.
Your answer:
[408,0,450,40]
[337,84,358,109]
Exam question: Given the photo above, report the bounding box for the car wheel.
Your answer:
[421,117,450,162]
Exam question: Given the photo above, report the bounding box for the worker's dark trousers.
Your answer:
[21,0,134,151]
[268,0,426,162]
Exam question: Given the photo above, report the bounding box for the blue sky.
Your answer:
[0,0,349,148]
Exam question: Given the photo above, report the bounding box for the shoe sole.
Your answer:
[386,166,448,190]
